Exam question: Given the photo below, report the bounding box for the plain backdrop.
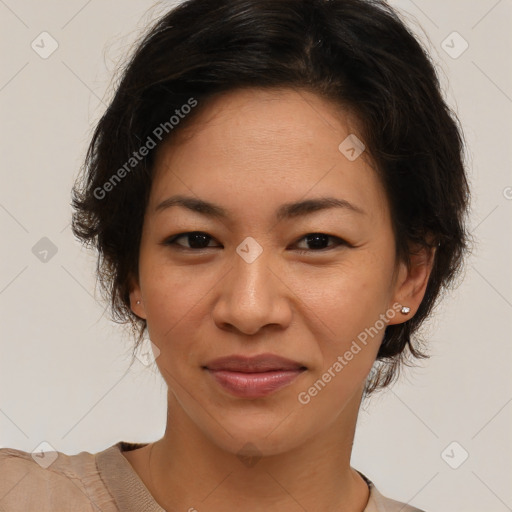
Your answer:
[1,1,511,511]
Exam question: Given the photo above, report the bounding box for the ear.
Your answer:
[128,273,147,320]
[387,242,437,325]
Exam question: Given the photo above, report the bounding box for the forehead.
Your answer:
[157,87,363,163]
[149,87,387,221]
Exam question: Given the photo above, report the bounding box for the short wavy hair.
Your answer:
[71,0,471,394]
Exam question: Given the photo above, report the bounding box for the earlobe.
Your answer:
[388,244,436,324]
[128,275,147,319]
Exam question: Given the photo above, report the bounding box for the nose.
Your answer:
[211,246,293,336]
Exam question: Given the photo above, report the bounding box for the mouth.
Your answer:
[203,353,307,399]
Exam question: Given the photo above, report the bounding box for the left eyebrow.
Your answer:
[153,194,366,219]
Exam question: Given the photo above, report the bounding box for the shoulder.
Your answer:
[0,445,115,512]
[361,472,427,512]
[370,489,427,512]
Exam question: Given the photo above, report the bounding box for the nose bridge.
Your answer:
[212,237,291,334]
[233,240,272,305]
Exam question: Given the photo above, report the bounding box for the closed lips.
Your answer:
[203,354,307,399]
[204,354,307,373]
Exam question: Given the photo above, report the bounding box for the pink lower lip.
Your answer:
[206,369,305,398]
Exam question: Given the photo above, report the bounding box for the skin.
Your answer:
[125,87,435,512]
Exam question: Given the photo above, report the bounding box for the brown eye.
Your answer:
[164,231,221,249]
[294,233,348,252]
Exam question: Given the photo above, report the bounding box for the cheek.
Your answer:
[290,252,394,385]
[295,252,394,338]
[139,258,216,350]
[142,277,210,386]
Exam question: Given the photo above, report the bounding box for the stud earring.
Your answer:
[400,306,410,315]
[136,300,141,305]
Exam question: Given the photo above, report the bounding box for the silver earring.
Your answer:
[136,300,141,305]
[401,306,410,314]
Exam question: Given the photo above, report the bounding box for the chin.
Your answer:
[214,429,305,459]
[199,408,312,458]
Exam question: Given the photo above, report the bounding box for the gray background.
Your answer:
[1,1,511,511]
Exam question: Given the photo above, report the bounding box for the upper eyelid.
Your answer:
[165,231,347,248]
[166,231,220,244]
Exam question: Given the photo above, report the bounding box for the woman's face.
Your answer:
[130,88,424,456]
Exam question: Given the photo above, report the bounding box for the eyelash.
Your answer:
[162,231,350,254]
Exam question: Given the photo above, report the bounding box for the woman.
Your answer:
[0,0,469,510]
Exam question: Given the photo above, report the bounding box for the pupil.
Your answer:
[307,233,328,249]
[189,232,209,248]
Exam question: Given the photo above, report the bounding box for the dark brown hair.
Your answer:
[71,0,470,394]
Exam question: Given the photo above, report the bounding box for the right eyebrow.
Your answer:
[154,194,366,220]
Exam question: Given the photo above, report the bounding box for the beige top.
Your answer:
[0,441,425,511]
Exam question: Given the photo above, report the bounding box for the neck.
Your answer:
[144,388,369,512]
